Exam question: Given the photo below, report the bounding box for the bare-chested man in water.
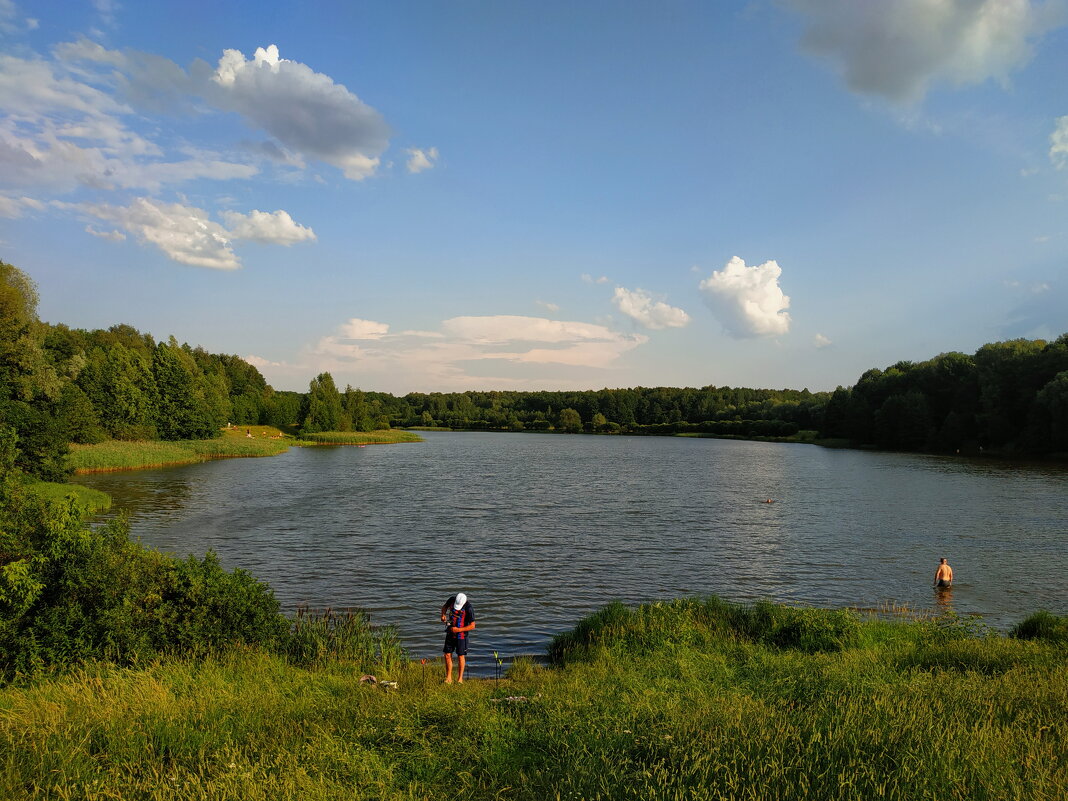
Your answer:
[933,558,954,589]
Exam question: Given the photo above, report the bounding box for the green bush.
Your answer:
[0,425,288,678]
[1010,610,1068,644]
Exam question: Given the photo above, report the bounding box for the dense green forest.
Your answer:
[340,347,1068,459]
[2,259,1067,486]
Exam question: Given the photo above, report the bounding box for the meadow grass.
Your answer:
[0,598,1064,800]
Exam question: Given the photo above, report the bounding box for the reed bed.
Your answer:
[0,599,1064,800]
[67,436,291,473]
[68,429,421,473]
[299,430,423,445]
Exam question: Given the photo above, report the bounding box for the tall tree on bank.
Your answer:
[302,372,343,433]
[152,340,214,440]
[0,262,66,479]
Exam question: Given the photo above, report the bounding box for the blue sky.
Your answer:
[2,0,1066,394]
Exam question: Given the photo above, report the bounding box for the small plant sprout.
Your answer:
[493,650,503,684]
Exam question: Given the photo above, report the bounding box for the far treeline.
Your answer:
[284,336,1068,461]
[2,260,1067,483]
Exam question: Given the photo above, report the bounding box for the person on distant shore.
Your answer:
[933,558,953,589]
[440,592,475,683]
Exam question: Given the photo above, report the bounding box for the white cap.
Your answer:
[453,593,467,610]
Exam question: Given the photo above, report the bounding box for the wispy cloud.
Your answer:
[0,0,36,33]
[84,225,125,241]
[1051,115,1068,169]
[0,195,44,218]
[814,333,832,349]
[275,314,650,392]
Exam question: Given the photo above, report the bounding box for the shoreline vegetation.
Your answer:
[0,598,1064,800]
[66,426,423,474]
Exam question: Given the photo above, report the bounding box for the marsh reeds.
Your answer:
[298,430,423,445]
[66,428,422,474]
[67,436,291,473]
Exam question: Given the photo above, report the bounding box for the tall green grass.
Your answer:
[23,480,111,514]
[67,429,422,473]
[67,437,291,473]
[0,598,1064,800]
[299,430,423,445]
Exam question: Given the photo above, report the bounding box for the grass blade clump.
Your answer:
[285,606,404,673]
[1010,610,1068,644]
[548,596,860,664]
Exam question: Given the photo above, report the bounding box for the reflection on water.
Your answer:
[934,585,955,616]
[76,433,1068,673]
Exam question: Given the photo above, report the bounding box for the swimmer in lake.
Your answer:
[933,557,953,589]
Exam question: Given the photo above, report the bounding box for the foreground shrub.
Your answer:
[0,425,288,678]
[1010,610,1068,643]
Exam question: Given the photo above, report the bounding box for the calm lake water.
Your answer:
[75,432,1068,672]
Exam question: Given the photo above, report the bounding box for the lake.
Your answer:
[75,432,1068,672]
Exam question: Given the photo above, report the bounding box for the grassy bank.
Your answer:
[67,427,422,473]
[1,599,1064,800]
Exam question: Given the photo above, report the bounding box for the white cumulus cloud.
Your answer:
[211,44,389,180]
[612,286,690,330]
[814,333,832,348]
[786,0,1063,104]
[294,314,649,392]
[80,197,239,269]
[698,256,791,338]
[406,146,438,173]
[221,208,316,245]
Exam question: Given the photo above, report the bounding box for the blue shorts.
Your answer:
[443,635,468,656]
